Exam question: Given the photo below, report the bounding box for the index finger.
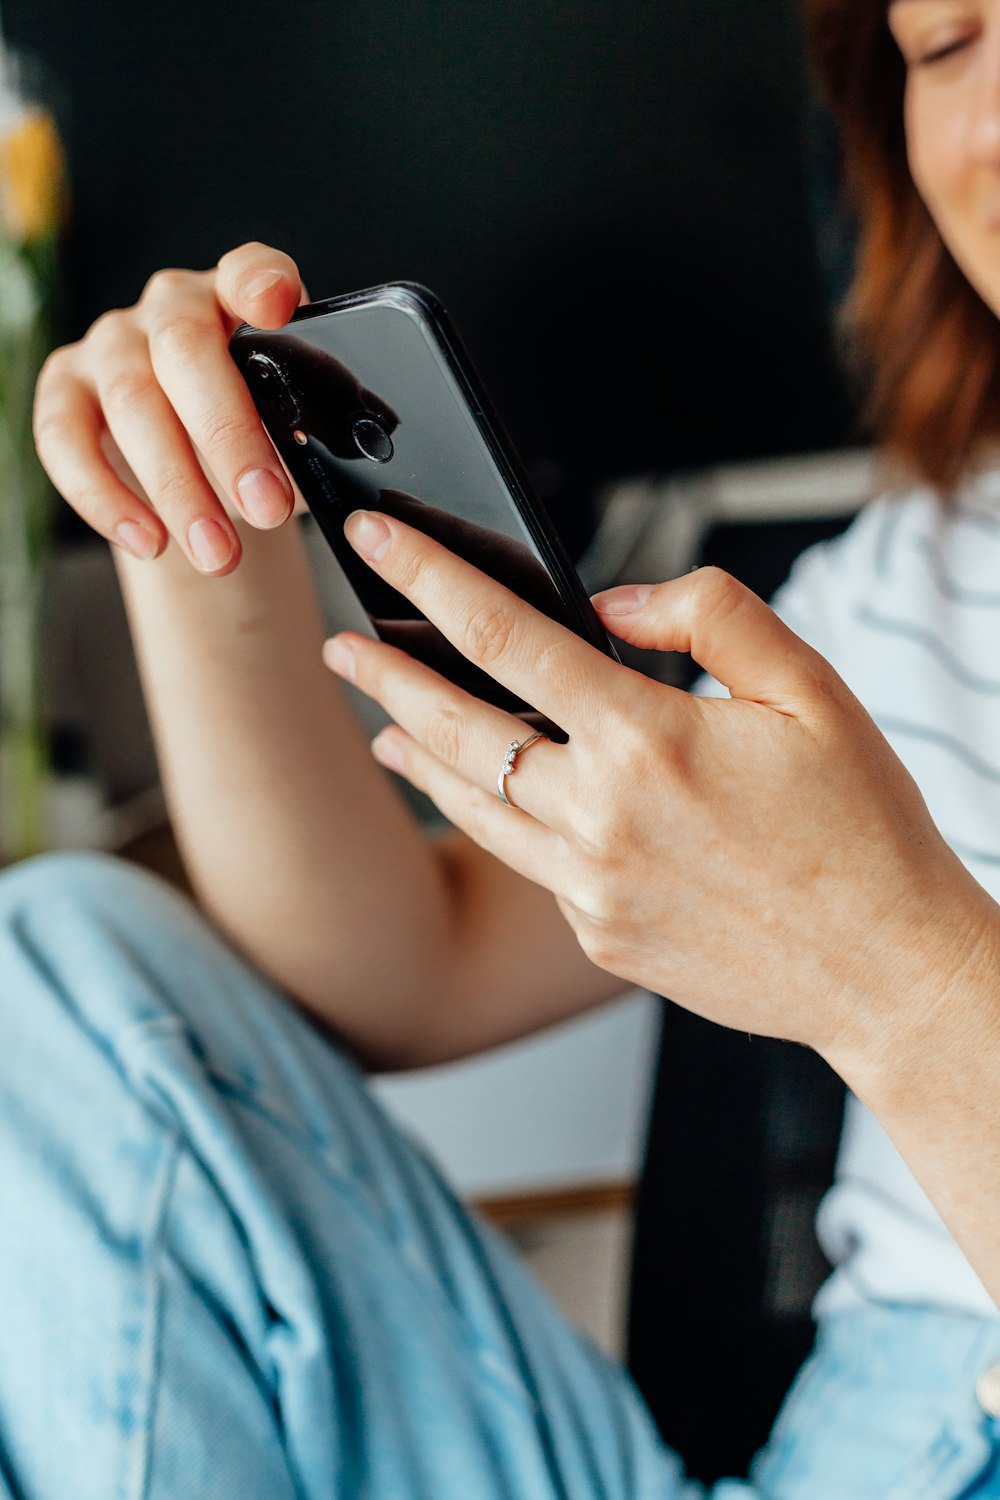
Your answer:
[214,241,309,333]
[342,508,630,734]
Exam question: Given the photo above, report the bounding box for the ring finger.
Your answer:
[323,630,572,831]
[371,723,567,893]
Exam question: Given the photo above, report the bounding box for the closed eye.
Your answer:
[917,34,975,66]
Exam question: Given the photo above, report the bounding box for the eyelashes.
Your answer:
[915,34,975,66]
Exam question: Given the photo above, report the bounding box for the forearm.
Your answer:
[825,890,1000,1311]
[114,515,457,1067]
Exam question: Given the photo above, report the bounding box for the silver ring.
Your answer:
[497,731,547,807]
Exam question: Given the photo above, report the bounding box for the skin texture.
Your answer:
[890,0,1000,311]
[324,511,999,1067]
[30,7,1000,1305]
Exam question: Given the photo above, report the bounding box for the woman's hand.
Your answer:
[33,241,308,574]
[322,507,1000,1070]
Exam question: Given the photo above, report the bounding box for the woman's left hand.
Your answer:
[322,508,998,1070]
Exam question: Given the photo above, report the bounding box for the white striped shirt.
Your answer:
[697,475,1000,1317]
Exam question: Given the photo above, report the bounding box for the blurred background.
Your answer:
[0,0,872,1483]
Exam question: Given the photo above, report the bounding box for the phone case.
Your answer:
[230,283,618,736]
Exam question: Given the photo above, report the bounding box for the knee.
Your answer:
[1,846,220,951]
[0,848,168,925]
[0,849,307,1091]
[0,852,191,1122]
[0,850,220,1045]
[1,850,204,980]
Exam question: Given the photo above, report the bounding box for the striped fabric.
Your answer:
[694,477,1000,1318]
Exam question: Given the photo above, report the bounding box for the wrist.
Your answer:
[821,878,1000,1116]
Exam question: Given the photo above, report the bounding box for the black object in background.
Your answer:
[7,0,855,561]
[627,512,853,1486]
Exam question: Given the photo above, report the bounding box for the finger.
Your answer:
[341,509,628,736]
[87,319,241,574]
[591,568,831,711]
[32,362,167,558]
[323,630,569,830]
[214,241,309,333]
[370,724,566,890]
[140,288,294,529]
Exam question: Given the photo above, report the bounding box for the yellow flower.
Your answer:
[0,107,66,243]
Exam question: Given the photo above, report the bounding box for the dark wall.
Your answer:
[8,0,854,554]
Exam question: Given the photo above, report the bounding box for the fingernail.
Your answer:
[371,731,404,771]
[187,517,235,572]
[236,467,292,526]
[344,510,390,563]
[241,269,284,301]
[323,637,356,683]
[592,584,652,616]
[115,519,159,560]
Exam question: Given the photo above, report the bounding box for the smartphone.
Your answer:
[229,283,618,739]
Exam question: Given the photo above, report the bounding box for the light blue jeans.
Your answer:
[3,851,1000,1499]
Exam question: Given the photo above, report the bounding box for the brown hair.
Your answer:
[804,0,1000,493]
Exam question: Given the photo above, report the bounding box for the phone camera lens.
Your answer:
[247,352,300,423]
[352,415,394,464]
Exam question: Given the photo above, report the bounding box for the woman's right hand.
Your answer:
[33,241,308,575]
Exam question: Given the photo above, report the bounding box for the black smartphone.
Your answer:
[229,283,618,739]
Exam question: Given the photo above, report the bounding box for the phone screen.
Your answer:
[231,286,611,732]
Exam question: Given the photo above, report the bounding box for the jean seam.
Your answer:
[118,1023,541,1417]
[213,1072,542,1414]
[122,1122,182,1500]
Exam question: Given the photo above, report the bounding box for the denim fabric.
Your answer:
[1,851,999,1499]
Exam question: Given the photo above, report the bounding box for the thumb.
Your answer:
[215,241,309,333]
[591,567,826,709]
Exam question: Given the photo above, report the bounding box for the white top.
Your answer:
[696,475,1000,1318]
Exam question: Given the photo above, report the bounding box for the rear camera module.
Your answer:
[247,352,300,423]
[352,415,394,463]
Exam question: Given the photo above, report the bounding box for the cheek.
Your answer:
[903,84,994,293]
[905,86,963,219]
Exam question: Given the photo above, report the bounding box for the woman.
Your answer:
[12,0,1000,1494]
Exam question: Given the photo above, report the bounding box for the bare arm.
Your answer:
[114,511,626,1068]
[36,243,627,1071]
[826,910,1000,1312]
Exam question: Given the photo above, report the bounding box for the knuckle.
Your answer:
[66,477,112,520]
[149,311,217,364]
[572,801,618,860]
[87,307,130,349]
[434,774,486,847]
[465,600,518,669]
[32,402,67,456]
[100,363,159,418]
[151,464,198,506]
[460,790,494,847]
[389,544,432,601]
[801,655,851,716]
[140,267,192,306]
[424,700,465,764]
[576,919,620,973]
[32,361,72,445]
[635,719,689,786]
[607,708,656,766]
[35,345,69,392]
[533,636,584,697]
[694,565,744,621]
[198,402,258,455]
